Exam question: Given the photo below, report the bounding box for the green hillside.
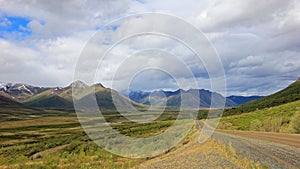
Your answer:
[219,100,300,133]
[24,88,73,108]
[224,78,300,116]
[79,85,147,111]
[24,82,146,110]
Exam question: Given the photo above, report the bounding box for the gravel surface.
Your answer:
[218,130,300,148]
[212,131,300,169]
[134,130,255,169]
[135,129,300,169]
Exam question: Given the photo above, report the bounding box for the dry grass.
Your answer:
[0,116,78,129]
[136,128,263,169]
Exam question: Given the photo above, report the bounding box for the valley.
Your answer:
[0,78,299,168]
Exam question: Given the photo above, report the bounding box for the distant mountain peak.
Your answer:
[0,82,49,102]
[95,83,105,88]
[70,80,87,88]
[227,95,263,105]
[129,88,237,108]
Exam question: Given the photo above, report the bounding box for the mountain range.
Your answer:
[129,89,239,108]
[0,83,48,102]
[0,81,263,109]
[0,81,144,110]
[227,95,263,105]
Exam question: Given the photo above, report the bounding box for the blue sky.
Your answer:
[0,0,299,96]
[0,16,32,39]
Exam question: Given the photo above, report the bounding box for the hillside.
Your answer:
[77,84,146,111]
[224,78,300,116]
[24,86,74,108]
[227,96,263,105]
[0,91,20,105]
[130,89,237,108]
[0,83,48,102]
[219,100,300,133]
[24,81,144,110]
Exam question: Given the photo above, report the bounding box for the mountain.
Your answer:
[79,85,145,111]
[23,81,88,108]
[0,91,21,105]
[224,78,300,116]
[0,83,48,102]
[129,89,237,108]
[227,96,263,105]
[24,81,144,110]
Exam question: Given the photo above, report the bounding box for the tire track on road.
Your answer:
[212,132,300,168]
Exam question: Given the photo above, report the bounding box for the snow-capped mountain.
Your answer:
[0,83,49,102]
[0,82,12,92]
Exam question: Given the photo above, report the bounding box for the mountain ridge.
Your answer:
[22,81,145,110]
[224,77,300,116]
[227,95,264,105]
[129,89,238,108]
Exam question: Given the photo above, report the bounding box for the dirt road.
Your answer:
[212,131,300,168]
[218,130,300,148]
[136,130,261,169]
[136,124,300,168]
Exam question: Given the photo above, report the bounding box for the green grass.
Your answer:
[0,123,81,133]
[0,106,183,168]
[111,120,174,138]
[219,100,300,133]
[0,131,142,168]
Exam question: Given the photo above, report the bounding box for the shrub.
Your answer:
[263,117,282,132]
[250,119,262,131]
[291,112,300,133]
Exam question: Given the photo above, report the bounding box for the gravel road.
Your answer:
[212,131,300,169]
[218,130,300,148]
[135,129,300,169]
[135,129,260,169]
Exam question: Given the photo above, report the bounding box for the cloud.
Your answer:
[0,0,299,96]
[0,0,132,37]
[0,31,94,86]
[0,17,11,27]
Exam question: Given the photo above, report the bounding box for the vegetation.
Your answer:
[224,78,300,116]
[291,111,300,133]
[2,78,299,168]
[219,100,300,133]
[197,109,209,119]
[0,105,189,168]
[0,105,263,168]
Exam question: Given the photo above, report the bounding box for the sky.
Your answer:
[0,0,300,96]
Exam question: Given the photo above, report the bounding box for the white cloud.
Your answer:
[0,17,11,27]
[0,0,299,96]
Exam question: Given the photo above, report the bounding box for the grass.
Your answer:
[0,107,182,168]
[111,120,174,138]
[0,105,266,168]
[0,121,141,168]
[219,100,300,133]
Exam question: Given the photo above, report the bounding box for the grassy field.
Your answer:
[0,106,264,168]
[0,106,184,168]
[219,100,300,133]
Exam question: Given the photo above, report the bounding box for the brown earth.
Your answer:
[218,129,300,148]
